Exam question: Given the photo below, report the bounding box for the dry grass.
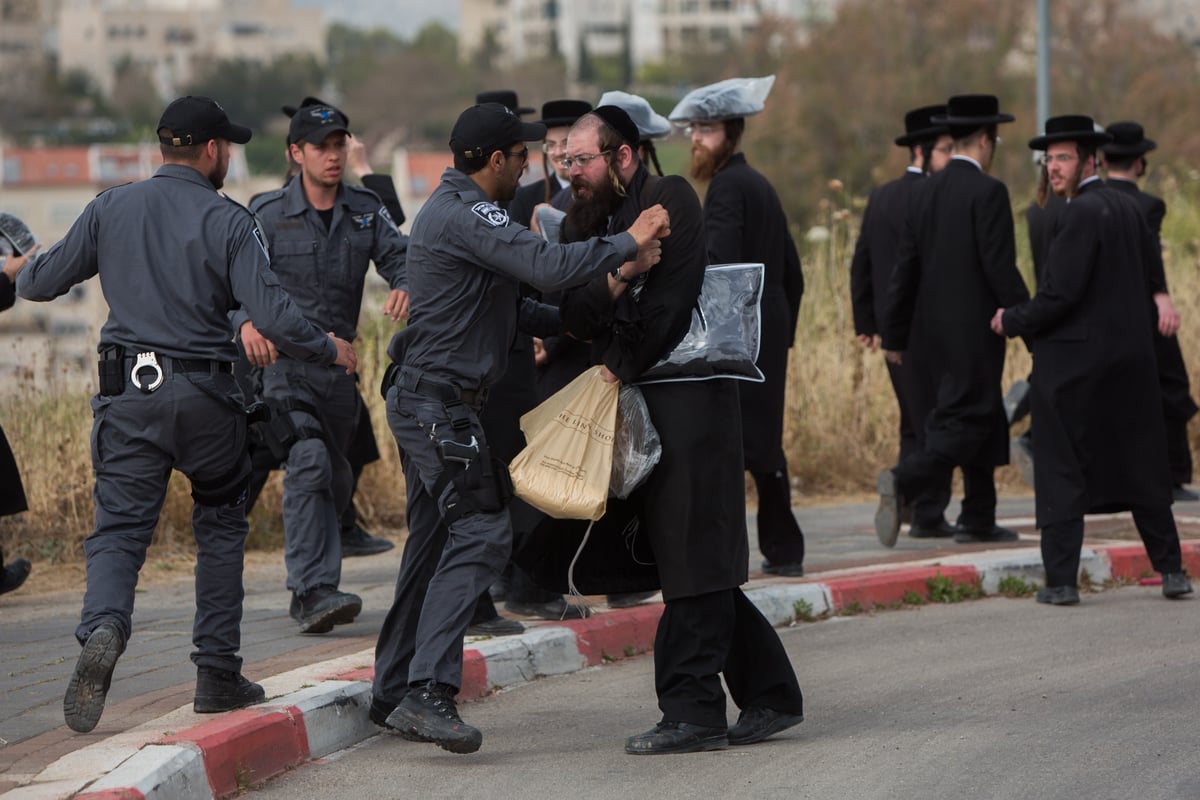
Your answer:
[6,168,1200,564]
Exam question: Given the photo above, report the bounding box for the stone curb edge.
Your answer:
[12,540,1198,800]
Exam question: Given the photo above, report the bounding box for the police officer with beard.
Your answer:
[17,96,357,733]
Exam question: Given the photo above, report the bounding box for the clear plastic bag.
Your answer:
[610,385,661,498]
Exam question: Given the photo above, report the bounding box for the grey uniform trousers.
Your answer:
[261,359,357,595]
[373,386,512,701]
[82,363,250,672]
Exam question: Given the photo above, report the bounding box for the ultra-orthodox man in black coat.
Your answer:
[883,158,1030,516]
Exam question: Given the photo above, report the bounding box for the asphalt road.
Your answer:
[250,587,1200,800]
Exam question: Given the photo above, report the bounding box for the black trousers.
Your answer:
[886,359,951,527]
[893,451,996,531]
[1041,506,1183,587]
[653,587,804,729]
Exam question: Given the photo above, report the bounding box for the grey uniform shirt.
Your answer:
[403,167,637,390]
[237,177,408,343]
[17,163,336,364]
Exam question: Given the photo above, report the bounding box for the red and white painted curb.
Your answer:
[10,539,1198,800]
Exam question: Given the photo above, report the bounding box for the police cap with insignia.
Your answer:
[289,103,351,145]
[450,103,546,160]
[281,96,349,126]
[157,96,252,146]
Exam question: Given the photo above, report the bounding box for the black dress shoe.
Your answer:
[954,525,1019,544]
[1036,586,1080,605]
[1171,486,1200,503]
[1162,572,1194,598]
[505,597,591,620]
[466,616,525,636]
[0,557,31,595]
[908,521,957,539]
[728,706,804,745]
[624,721,728,755]
[607,591,658,609]
[194,667,266,713]
[340,524,394,557]
[761,560,805,577]
[874,469,902,548]
[293,585,362,634]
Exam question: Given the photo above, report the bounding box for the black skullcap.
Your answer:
[590,105,640,149]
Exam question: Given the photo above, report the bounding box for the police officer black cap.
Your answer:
[281,96,350,126]
[450,103,546,160]
[157,96,252,146]
[288,103,351,146]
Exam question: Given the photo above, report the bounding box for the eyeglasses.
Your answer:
[560,150,612,169]
[684,123,721,136]
[504,148,529,164]
[542,139,568,154]
[932,145,953,155]
[1039,153,1078,166]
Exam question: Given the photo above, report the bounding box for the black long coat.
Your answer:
[883,158,1030,467]
[704,154,804,473]
[1001,180,1171,526]
[1103,178,1198,426]
[527,168,749,601]
[850,169,937,458]
[0,273,28,518]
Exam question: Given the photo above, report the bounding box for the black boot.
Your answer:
[386,681,482,754]
[291,585,362,634]
[194,666,267,713]
[64,622,125,733]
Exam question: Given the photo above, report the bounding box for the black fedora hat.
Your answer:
[1101,121,1157,157]
[476,90,535,117]
[1028,115,1111,151]
[932,94,1015,127]
[538,99,592,129]
[894,104,949,147]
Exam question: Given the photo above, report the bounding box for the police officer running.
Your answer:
[17,96,358,733]
[238,101,408,634]
[370,102,669,753]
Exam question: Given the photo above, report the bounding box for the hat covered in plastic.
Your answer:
[1028,115,1111,151]
[157,96,251,146]
[538,99,592,129]
[932,94,1015,127]
[894,104,949,147]
[288,103,350,145]
[598,91,671,140]
[1101,121,1157,157]
[450,103,547,160]
[668,75,775,122]
[476,90,535,117]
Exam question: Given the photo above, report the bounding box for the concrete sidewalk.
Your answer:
[2,496,1198,798]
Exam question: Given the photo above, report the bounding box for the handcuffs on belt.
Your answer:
[131,351,164,393]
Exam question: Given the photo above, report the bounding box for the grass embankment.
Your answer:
[5,170,1200,567]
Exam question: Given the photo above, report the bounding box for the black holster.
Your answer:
[98,345,126,396]
[246,399,322,463]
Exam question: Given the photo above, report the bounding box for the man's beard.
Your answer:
[689,138,735,181]
[1052,161,1085,199]
[566,169,625,236]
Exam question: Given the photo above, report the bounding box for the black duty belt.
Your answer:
[393,365,487,408]
[173,359,233,374]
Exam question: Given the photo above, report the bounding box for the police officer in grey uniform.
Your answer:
[370,102,670,753]
[238,102,408,634]
[17,95,358,733]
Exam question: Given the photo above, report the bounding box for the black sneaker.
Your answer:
[293,586,362,634]
[64,622,125,733]
[0,557,31,595]
[386,681,482,754]
[1035,586,1080,606]
[194,666,267,713]
[340,524,394,557]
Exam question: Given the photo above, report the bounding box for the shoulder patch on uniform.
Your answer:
[471,201,509,228]
[379,206,396,228]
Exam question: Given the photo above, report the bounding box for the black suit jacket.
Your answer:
[0,272,28,517]
[850,169,923,337]
[1002,179,1170,524]
[884,158,1030,467]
